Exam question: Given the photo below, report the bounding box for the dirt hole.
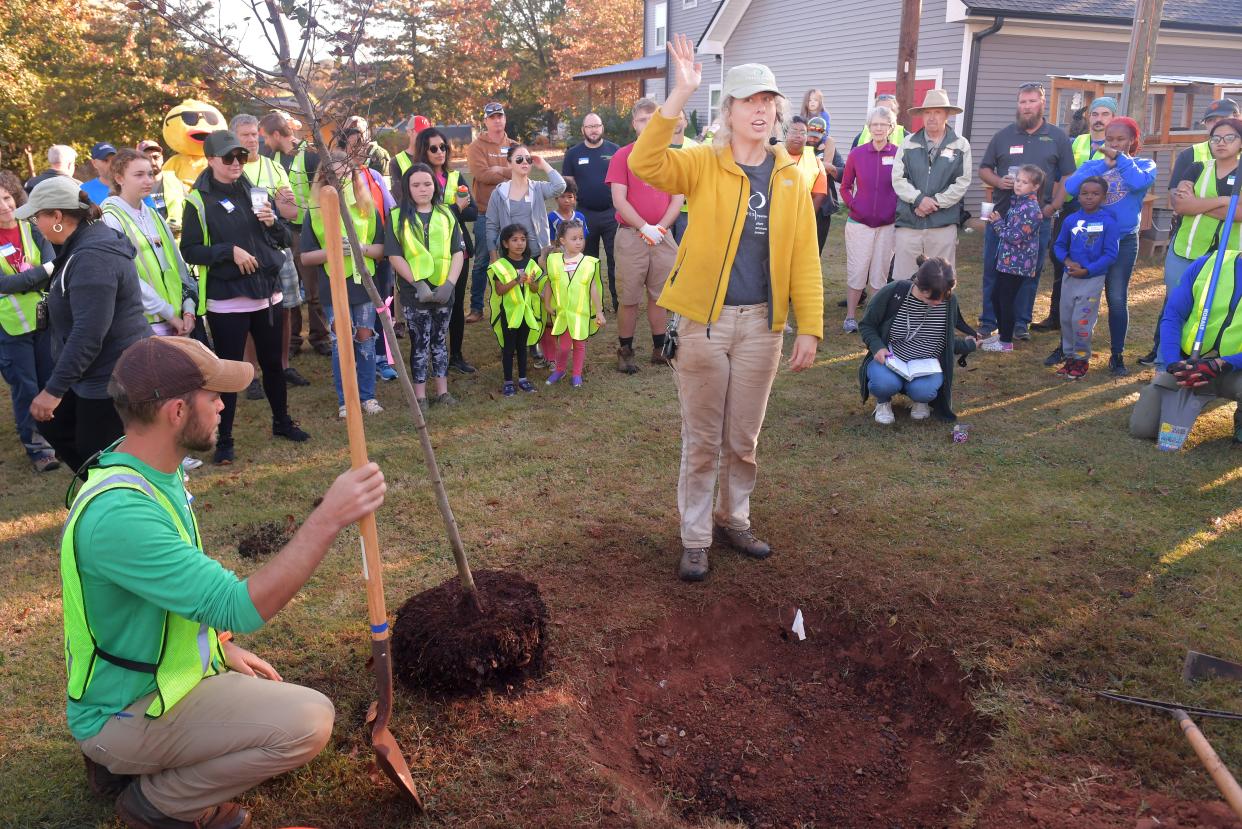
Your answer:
[235,519,295,559]
[584,599,990,828]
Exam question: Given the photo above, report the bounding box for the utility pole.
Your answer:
[1120,0,1165,127]
[895,0,922,130]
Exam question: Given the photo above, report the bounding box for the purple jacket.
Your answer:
[994,193,1044,278]
[841,142,898,228]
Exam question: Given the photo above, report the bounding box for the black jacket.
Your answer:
[180,170,290,302]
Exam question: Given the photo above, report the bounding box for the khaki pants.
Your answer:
[844,221,895,291]
[615,226,678,305]
[79,672,334,821]
[892,225,959,282]
[673,304,783,548]
[1129,369,1242,440]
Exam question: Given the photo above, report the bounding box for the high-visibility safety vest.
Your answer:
[0,221,44,336]
[243,155,288,195]
[390,206,453,286]
[441,170,462,207]
[1173,161,1242,260]
[546,252,602,340]
[1071,133,1101,169]
[1193,141,1213,165]
[311,189,376,284]
[153,171,187,231]
[1181,250,1242,358]
[183,191,210,315]
[795,147,823,191]
[289,149,313,225]
[859,124,905,147]
[394,151,413,178]
[61,465,226,720]
[103,204,184,324]
[487,257,544,346]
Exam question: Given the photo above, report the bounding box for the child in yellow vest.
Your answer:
[543,220,604,387]
[487,224,544,395]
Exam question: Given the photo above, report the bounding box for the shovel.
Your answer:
[321,186,424,808]
[1185,650,1242,684]
[1156,184,1241,451]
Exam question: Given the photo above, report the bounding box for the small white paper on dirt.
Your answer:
[791,609,806,641]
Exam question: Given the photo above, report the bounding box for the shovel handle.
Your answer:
[320,187,389,638]
[1174,709,1242,820]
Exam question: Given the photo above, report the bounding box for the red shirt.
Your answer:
[606,142,673,228]
[0,224,27,271]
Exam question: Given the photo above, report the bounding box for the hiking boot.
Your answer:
[212,440,234,466]
[714,525,772,559]
[650,348,670,366]
[282,367,310,387]
[272,417,310,442]
[84,753,133,798]
[465,309,484,323]
[1137,348,1158,367]
[1043,346,1065,367]
[1030,317,1059,332]
[450,356,477,374]
[616,345,639,374]
[244,379,264,400]
[116,781,250,829]
[678,547,709,582]
[1109,354,1129,377]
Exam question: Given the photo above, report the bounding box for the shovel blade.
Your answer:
[369,637,424,808]
[1157,386,1210,451]
[1184,650,1242,684]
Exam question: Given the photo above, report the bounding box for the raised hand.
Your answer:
[667,33,701,93]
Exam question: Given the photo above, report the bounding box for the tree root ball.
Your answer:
[391,569,549,697]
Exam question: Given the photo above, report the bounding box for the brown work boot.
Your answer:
[650,348,670,366]
[116,781,251,829]
[616,345,639,374]
[84,753,134,798]
[713,524,772,559]
[678,547,709,582]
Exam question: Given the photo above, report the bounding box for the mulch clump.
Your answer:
[391,569,548,697]
[236,520,294,559]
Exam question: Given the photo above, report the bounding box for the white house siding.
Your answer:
[674,0,723,130]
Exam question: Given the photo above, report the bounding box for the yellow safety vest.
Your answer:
[1193,141,1212,165]
[0,221,44,336]
[546,253,601,340]
[441,170,462,206]
[1071,134,1100,169]
[311,190,377,285]
[391,206,454,286]
[183,191,210,315]
[289,149,313,225]
[243,155,289,197]
[1174,161,1242,260]
[1181,250,1242,358]
[859,124,905,147]
[153,171,187,232]
[795,147,823,191]
[104,204,184,324]
[487,257,543,346]
[394,151,414,177]
[62,465,226,720]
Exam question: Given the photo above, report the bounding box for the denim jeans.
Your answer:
[0,326,54,459]
[470,215,491,313]
[866,358,943,404]
[325,300,377,406]
[1104,231,1139,356]
[980,215,1053,333]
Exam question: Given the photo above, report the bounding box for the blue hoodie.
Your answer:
[1053,206,1121,278]
[1066,154,1157,234]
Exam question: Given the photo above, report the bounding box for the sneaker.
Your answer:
[83,753,133,799]
[338,405,347,419]
[362,398,384,415]
[1014,328,1031,341]
[450,356,477,374]
[272,417,310,442]
[1137,349,1158,367]
[678,547,710,582]
[910,402,931,420]
[181,456,203,472]
[517,378,536,393]
[546,370,565,385]
[713,524,772,559]
[32,453,60,473]
[571,375,583,388]
[1043,346,1065,367]
[433,392,457,406]
[532,356,549,369]
[116,780,250,829]
[874,401,895,425]
[1055,359,1074,378]
[616,345,639,374]
[502,381,516,397]
[1030,317,1059,332]
[377,363,397,382]
[282,367,310,387]
[1068,358,1089,379]
[842,318,858,333]
[980,339,1013,352]
[313,341,333,356]
[213,441,235,465]
[1109,354,1129,377]
[244,379,264,400]
[465,310,484,323]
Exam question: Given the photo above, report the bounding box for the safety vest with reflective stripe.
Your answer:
[859,124,906,147]
[310,189,376,284]
[394,151,413,178]
[0,221,44,336]
[546,253,601,340]
[1180,250,1242,358]
[441,170,462,206]
[487,257,544,346]
[153,171,187,232]
[103,205,184,324]
[289,149,313,225]
[1072,134,1101,169]
[61,465,225,720]
[795,147,823,191]
[390,206,453,285]
[1194,141,1212,165]
[183,191,210,314]
[243,155,288,195]
[1173,161,1242,260]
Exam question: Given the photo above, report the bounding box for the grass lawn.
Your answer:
[2,223,1242,828]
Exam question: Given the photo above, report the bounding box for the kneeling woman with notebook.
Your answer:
[857,257,980,424]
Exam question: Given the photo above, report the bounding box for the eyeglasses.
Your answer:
[165,110,221,127]
[221,151,247,165]
[876,94,897,102]
[1018,82,1046,92]
[511,156,532,165]
[1209,134,1241,145]
[427,143,447,152]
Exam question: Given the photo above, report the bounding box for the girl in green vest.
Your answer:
[487,224,543,396]
[542,220,604,387]
[386,164,465,408]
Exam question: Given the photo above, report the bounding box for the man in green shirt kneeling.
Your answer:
[66,336,386,829]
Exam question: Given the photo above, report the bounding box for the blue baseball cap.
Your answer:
[90,142,118,160]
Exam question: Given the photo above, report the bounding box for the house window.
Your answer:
[683,0,697,7]
[653,2,667,50]
[708,83,722,127]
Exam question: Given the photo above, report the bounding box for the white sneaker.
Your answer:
[181,456,203,471]
[910,402,931,420]
[362,398,384,415]
[338,405,347,419]
[980,339,1013,352]
[874,401,895,425]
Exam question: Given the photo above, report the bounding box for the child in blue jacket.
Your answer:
[1052,176,1120,378]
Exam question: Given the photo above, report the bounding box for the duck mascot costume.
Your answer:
[161,98,226,188]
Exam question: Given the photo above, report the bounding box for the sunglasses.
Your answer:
[221,151,248,164]
[165,110,222,127]
[1018,82,1046,92]
[427,143,447,152]
[512,156,532,165]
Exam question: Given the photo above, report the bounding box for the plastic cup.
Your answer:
[1006,165,1020,182]
[980,202,994,220]
[250,187,269,211]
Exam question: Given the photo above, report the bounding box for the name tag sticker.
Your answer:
[1086,223,1104,233]
[0,243,15,257]
[882,157,895,166]
[1009,145,1024,155]
[942,149,955,160]
[578,157,590,165]
[1230,176,1237,187]
[219,198,236,213]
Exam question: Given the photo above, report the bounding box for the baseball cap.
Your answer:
[112,337,253,404]
[137,139,163,153]
[91,142,118,161]
[1202,99,1240,122]
[483,102,505,118]
[722,64,782,101]
[807,116,827,134]
[412,115,432,133]
[15,176,86,220]
[202,131,247,158]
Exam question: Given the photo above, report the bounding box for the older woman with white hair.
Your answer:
[840,105,900,332]
[628,34,823,583]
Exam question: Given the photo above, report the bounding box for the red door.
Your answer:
[873,78,939,131]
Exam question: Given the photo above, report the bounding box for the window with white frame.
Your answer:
[708,84,722,128]
[653,2,667,50]
[683,0,697,8]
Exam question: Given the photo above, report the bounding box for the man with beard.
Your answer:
[67,336,386,829]
[977,82,1075,340]
[563,113,620,309]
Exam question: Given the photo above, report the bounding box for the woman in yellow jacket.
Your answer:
[629,35,823,583]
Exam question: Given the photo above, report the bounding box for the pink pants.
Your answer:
[556,331,587,376]
[540,328,558,362]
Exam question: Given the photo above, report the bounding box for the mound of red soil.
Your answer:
[584,600,988,828]
[236,520,293,559]
[391,569,548,697]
